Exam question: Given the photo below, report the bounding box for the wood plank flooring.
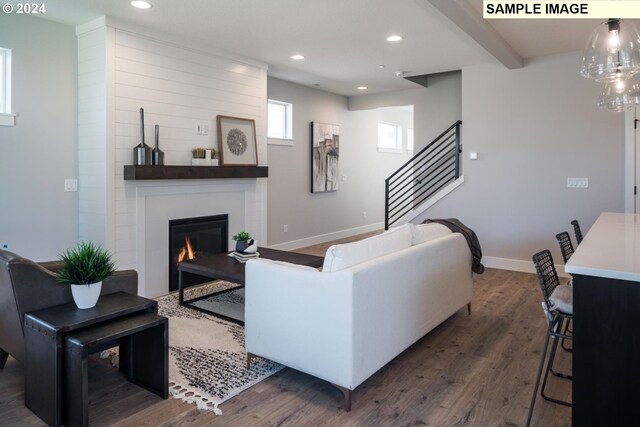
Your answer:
[0,234,571,426]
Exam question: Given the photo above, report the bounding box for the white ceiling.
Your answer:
[30,0,632,96]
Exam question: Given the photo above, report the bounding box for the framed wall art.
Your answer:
[216,115,258,166]
[310,122,340,193]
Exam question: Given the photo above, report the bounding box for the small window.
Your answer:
[378,122,402,153]
[0,47,10,114]
[407,128,414,155]
[0,47,13,126]
[268,99,293,141]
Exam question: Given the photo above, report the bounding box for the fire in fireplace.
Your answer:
[168,214,228,291]
[177,236,196,263]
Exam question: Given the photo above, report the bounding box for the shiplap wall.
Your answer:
[76,19,268,270]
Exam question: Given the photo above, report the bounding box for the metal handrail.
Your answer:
[384,120,461,230]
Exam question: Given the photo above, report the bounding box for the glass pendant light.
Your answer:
[581,19,640,82]
[597,77,640,112]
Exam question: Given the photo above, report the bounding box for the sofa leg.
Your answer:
[332,383,352,412]
[467,303,471,315]
[0,348,7,369]
[246,352,256,370]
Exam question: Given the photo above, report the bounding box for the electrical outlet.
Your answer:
[363,211,367,218]
[283,224,288,233]
[341,174,347,181]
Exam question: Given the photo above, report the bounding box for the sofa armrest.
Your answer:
[245,258,356,388]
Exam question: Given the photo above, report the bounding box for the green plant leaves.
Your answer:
[55,241,115,285]
[232,231,251,241]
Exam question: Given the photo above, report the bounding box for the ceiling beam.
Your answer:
[426,0,523,69]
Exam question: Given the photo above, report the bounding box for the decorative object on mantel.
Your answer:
[232,231,252,253]
[217,115,258,166]
[581,19,640,111]
[152,124,165,165]
[210,148,219,166]
[133,107,152,164]
[192,147,218,166]
[55,241,115,309]
[311,121,340,192]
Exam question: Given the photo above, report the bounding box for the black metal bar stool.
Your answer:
[555,232,574,264]
[571,219,583,245]
[526,250,573,427]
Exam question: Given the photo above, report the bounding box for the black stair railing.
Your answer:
[385,120,462,230]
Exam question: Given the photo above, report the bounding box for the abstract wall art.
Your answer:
[310,122,340,193]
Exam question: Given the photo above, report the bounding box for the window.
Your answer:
[407,128,414,155]
[378,122,402,153]
[267,99,292,142]
[0,47,13,126]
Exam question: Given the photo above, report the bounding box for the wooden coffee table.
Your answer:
[177,247,323,323]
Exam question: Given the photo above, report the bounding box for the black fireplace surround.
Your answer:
[168,214,228,291]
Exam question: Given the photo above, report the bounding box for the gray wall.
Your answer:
[267,76,461,246]
[420,52,624,265]
[0,15,78,260]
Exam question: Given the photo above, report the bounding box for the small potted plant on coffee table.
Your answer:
[232,231,252,253]
[56,241,115,309]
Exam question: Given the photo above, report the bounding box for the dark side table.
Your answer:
[24,292,157,427]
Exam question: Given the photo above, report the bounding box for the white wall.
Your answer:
[267,76,460,247]
[0,15,78,260]
[349,73,462,153]
[419,52,624,268]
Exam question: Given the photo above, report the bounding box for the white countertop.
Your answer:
[565,212,640,282]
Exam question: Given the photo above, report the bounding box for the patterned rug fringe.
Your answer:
[170,382,222,415]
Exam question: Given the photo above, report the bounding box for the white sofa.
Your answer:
[245,223,474,410]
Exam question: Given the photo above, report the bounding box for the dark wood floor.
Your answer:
[0,235,571,426]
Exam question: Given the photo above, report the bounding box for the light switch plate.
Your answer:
[469,152,478,160]
[567,177,588,189]
[64,179,78,192]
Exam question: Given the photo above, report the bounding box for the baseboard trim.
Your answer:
[268,222,384,251]
[483,256,570,278]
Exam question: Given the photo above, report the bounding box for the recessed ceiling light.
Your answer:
[378,65,386,69]
[131,1,152,9]
[357,86,368,90]
[290,54,305,60]
[386,35,403,42]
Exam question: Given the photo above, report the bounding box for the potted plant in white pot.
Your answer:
[56,241,115,309]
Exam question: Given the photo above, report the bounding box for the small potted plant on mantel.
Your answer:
[56,242,115,309]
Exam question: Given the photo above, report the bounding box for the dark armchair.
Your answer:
[0,248,138,368]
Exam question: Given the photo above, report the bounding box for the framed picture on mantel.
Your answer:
[216,115,258,166]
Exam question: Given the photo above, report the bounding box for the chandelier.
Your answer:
[581,19,640,112]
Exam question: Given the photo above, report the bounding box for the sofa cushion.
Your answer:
[410,223,452,245]
[322,224,412,272]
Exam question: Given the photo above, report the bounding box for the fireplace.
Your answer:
[168,214,228,291]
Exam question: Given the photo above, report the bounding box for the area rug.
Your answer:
[156,281,283,415]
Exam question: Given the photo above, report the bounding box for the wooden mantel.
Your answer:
[123,165,268,180]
